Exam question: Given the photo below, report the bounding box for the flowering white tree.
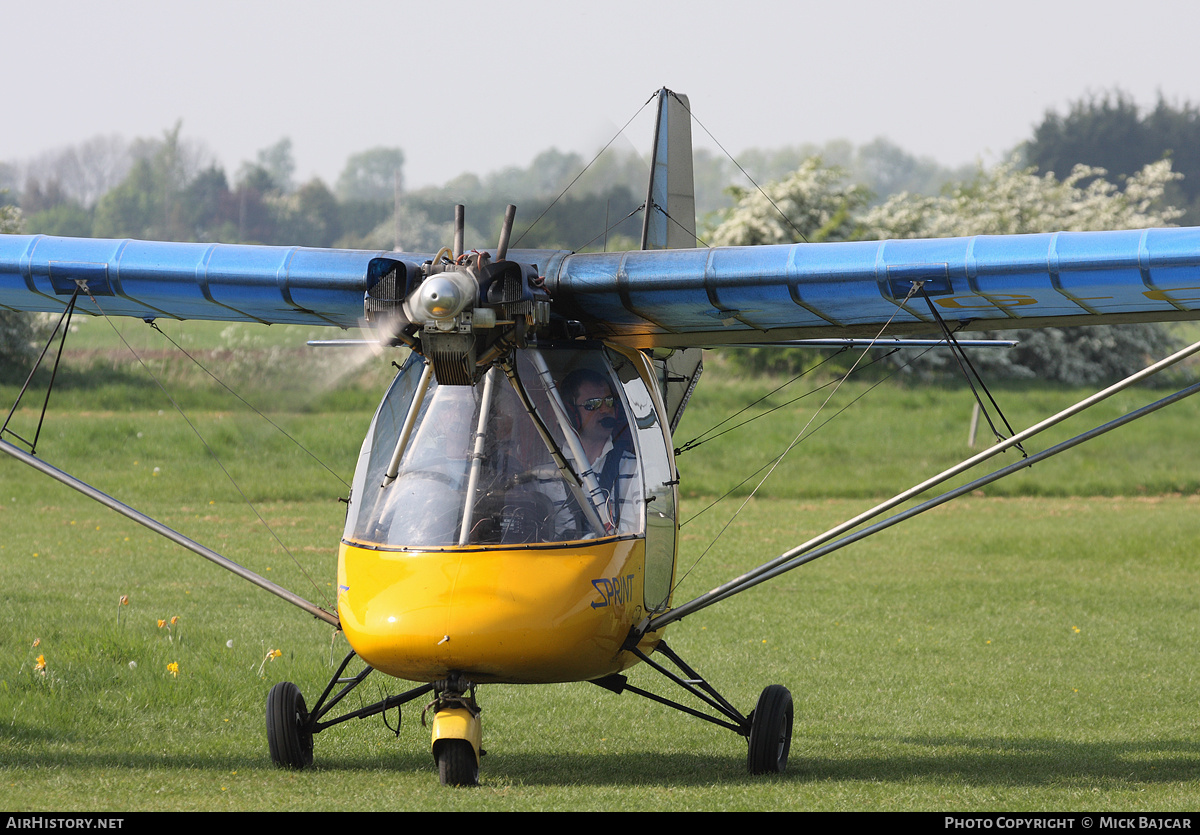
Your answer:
[707,158,869,246]
[709,157,1186,383]
[860,157,1182,237]
[863,159,1183,383]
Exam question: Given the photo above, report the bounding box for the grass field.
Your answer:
[2,322,1200,810]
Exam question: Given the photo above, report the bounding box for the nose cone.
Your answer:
[408,271,472,323]
[416,274,466,319]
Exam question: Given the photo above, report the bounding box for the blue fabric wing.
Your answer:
[0,235,394,327]
[544,228,1200,347]
[6,229,1200,344]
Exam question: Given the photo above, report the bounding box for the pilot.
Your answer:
[556,368,641,537]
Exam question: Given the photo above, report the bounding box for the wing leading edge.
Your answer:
[545,227,1200,347]
[5,228,1200,344]
[0,235,397,327]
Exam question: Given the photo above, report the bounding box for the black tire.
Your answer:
[747,684,793,775]
[266,681,314,769]
[436,739,479,787]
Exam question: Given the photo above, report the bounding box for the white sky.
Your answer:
[8,0,1200,189]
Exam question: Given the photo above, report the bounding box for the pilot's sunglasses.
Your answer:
[576,396,615,412]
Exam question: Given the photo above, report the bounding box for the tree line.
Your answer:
[0,119,977,255]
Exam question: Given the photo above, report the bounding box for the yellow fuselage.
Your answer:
[337,536,660,684]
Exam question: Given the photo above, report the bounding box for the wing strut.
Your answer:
[2,282,83,454]
[915,283,1023,452]
[0,437,340,628]
[639,335,1200,635]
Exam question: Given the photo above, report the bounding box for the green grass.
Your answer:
[673,363,1200,500]
[3,494,1199,810]
[3,326,1200,809]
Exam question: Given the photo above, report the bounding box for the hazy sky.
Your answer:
[9,0,1200,189]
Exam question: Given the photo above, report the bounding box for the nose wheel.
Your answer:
[428,676,483,787]
[436,739,480,786]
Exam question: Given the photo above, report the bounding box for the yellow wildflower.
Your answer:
[34,655,46,674]
[256,648,284,677]
[157,619,166,628]
[167,662,179,678]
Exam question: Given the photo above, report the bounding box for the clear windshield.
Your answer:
[344,348,645,548]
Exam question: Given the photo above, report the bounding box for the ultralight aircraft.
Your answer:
[5,89,1200,786]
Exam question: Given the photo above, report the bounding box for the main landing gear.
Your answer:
[747,684,793,774]
[265,681,313,769]
[593,639,794,776]
[264,652,482,787]
[266,644,791,785]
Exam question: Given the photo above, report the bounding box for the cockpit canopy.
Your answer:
[344,346,659,549]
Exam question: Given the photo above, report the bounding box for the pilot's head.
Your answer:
[561,368,618,447]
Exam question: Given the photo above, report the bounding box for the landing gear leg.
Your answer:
[264,651,434,773]
[598,639,794,777]
[428,675,482,787]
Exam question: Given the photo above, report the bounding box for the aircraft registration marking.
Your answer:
[934,294,1038,309]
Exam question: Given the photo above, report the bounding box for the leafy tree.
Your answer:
[275,178,342,247]
[92,157,161,239]
[252,138,296,194]
[1024,90,1200,224]
[236,163,280,196]
[20,177,70,214]
[0,163,17,200]
[693,139,970,223]
[23,202,92,237]
[338,201,480,254]
[334,199,395,248]
[91,123,207,241]
[1024,91,1145,183]
[17,135,133,208]
[230,179,277,244]
[336,147,404,203]
[0,204,17,235]
[855,137,968,201]
[19,176,94,237]
[179,165,235,241]
[403,180,644,252]
[862,158,1182,237]
[0,203,41,381]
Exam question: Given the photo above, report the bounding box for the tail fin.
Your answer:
[641,88,703,433]
[640,88,698,251]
